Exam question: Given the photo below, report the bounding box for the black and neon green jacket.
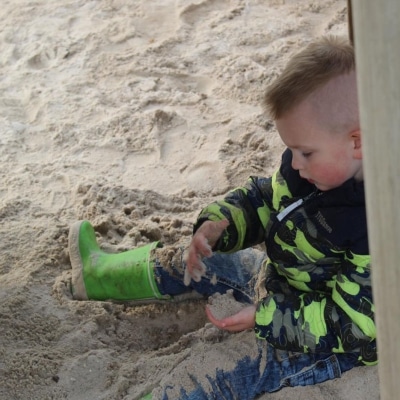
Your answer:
[195,149,376,365]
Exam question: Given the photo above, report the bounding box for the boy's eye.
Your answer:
[302,152,312,158]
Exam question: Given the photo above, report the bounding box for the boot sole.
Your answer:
[68,220,89,300]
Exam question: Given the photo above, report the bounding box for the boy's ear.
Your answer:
[351,129,362,159]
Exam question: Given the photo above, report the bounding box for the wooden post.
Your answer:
[347,0,354,44]
[351,1,400,399]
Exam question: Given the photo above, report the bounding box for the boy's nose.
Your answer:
[291,153,302,170]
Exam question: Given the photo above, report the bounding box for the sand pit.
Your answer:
[0,1,379,399]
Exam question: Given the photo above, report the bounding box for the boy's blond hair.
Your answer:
[264,36,355,120]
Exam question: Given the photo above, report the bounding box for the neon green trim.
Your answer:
[257,205,270,230]
[255,298,276,328]
[199,198,249,252]
[271,170,292,211]
[274,225,324,262]
[303,298,328,344]
[332,276,376,338]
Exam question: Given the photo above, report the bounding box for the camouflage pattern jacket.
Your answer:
[194,149,376,365]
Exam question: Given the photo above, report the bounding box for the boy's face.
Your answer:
[276,100,362,191]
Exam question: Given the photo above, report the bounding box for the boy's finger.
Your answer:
[183,268,192,286]
[184,259,207,285]
[199,238,212,257]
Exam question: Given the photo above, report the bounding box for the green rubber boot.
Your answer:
[68,220,171,301]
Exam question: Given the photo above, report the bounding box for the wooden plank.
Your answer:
[347,0,354,44]
[351,1,400,398]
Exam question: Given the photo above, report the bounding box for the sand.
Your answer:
[0,0,379,399]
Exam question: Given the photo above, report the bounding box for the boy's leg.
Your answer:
[69,221,360,399]
[155,248,266,303]
[152,337,359,400]
[69,219,266,303]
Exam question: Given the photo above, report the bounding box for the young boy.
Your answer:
[69,36,376,399]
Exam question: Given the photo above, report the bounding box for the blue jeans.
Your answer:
[155,248,264,303]
[161,344,357,400]
[154,249,359,399]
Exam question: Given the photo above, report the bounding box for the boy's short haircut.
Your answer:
[264,36,355,120]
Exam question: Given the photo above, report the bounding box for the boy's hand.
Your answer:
[205,304,256,332]
[184,219,229,285]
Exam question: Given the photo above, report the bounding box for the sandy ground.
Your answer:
[0,0,379,399]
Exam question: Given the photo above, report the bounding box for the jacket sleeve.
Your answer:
[254,251,376,365]
[193,149,301,252]
[193,176,276,253]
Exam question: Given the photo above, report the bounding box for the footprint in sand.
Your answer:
[185,161,229,195]
[27,44,69,69]
[179,0,236,26]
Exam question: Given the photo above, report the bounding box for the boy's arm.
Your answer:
[185,175,275,283]
[193,176,274,253]
[254,254,376,365]
[192,149,302,253]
